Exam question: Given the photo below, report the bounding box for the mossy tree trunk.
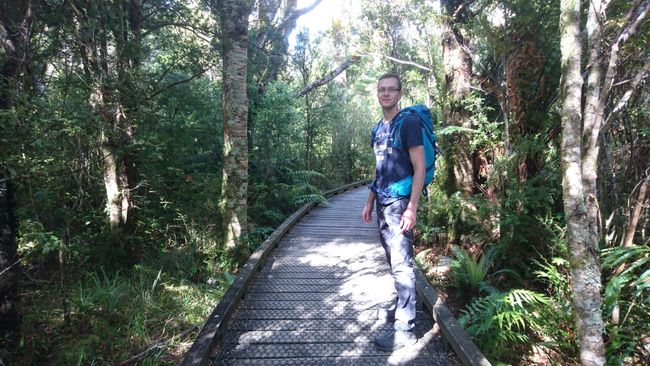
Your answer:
[559,0,605,364]
[218,0,254,248]
[441,0,476,241]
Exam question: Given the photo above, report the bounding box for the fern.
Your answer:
[290,170,326,185]
[260,209,286,226]
[532,257,577,356]
[601,245,650,365]
[293,193,328,206]
[450,245,497,294]
[602,245,650,310]
[459,289,550,362]
[291,182,321,196]
[437,125,478,136]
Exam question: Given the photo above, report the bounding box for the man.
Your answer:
[362,73,425,352]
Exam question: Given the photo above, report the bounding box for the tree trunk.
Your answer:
[441,0,476,242]
[0,173,19,364]
[305,94,312,171]
[74,0,139,237]
[82,5,127,232]
[0,0,34,109]
[441,0,474,198]
[622,172,649,248]
[0,3,35,358]
[559,0,606,364]
[218,0,254,248]
[582,0,607,254]
[113,0,142,237]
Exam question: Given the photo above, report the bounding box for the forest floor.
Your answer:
[13,262,224,365]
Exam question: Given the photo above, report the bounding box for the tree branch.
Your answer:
[601,57,650,131]
[297,55,360,97]
[378,54,432,72]
[145,65,214,102]
[142,21,218,42]
[600,0,649,106]
[278,0,322,32]
[452,0,477,19]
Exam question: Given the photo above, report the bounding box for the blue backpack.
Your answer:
[375,104,439,198]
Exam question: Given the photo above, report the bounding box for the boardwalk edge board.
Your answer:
[415,267,492,366]
[180,179,370,366]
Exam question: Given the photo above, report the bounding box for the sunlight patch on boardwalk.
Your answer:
[215,187,448,365]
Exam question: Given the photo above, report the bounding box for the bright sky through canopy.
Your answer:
[291,0,359,45]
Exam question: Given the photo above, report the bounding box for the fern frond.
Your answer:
[291,170,326,184]
[459,288,552,361]
[293,193,328,206]
[602,245,650,270]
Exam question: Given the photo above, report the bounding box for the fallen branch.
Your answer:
[296,55,361,96]
[119,325,199,366]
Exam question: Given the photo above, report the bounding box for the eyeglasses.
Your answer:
[377,87,401,94]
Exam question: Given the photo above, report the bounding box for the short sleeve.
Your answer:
[400,115,423,148]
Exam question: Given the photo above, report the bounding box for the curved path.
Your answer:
[214,187,448,365]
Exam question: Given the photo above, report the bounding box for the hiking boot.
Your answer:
[374,330,417,352]
[378,308,396,321]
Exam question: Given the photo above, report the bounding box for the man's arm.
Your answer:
[362,173,376,223]
[400,145,425,232]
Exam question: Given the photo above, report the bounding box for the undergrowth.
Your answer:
[16,264,225,365]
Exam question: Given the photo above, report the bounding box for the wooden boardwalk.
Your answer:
[213,187,448,365]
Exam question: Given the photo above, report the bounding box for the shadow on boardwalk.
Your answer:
[214,187,448,365]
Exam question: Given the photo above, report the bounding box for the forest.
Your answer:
[0,0,648,365]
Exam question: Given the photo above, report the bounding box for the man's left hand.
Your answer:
[399,207,417,232]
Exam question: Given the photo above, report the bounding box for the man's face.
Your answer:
[377,77,402,109]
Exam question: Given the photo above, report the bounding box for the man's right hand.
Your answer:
[362,203,373,223]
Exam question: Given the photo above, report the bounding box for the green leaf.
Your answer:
[224,272,236,286]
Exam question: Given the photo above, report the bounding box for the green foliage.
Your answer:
[464,91,501,151]
[460,289,551,362]
[450,245,498,295]
[533,257,578,358]
[602,245,650,365]
[18,265,224,365]
[416,179,460,243]
[11,0,647,364]
[17,220,66,259]
[487,140,563,274]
